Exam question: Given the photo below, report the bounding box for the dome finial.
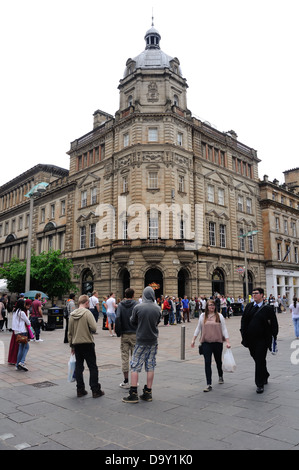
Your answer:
[152,8,154,27]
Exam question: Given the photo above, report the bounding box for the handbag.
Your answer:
[26,325,34,339]
[222,348,236,372]
[16,334,28,345]
[67,353,76,382]
[198,343,203,355]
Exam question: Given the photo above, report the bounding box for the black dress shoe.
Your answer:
[256,386,264,394]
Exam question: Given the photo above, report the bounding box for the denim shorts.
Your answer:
[107,312,116,324]
[130,343,158,373]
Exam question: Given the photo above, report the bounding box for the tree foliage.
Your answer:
[0,250,78,301]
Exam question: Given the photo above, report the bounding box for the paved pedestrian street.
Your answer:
[0,312,298,452]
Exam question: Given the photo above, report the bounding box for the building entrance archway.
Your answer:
[144,268,163,300]
[212,268,225,296]
[178,268,189,298]
[82,269,94,296]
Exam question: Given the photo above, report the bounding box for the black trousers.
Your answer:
[248,340,270,387]
[201,342,223,385]
[74,343,100,392]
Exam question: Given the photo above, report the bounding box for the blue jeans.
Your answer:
[16,334,29,365]
[293,318,299,338]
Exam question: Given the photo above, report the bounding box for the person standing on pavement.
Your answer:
[240,287,279,394]
[102,296,108,330]
[182,295,190,322]
[31,293,44,342]
[12,299,31,371]
[191,299,230,392]
[289,297,299,339]
[89,291,100,323]
[68,294,104,398]
[115,288,138,389]
[106,293,117,336]
[122,286,161,403]
[64,293,76,343]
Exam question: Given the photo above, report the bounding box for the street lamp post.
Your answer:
[25,182,49,292]
[238,230,258,303]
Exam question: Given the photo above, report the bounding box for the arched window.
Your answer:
[212,268,225,296]
[82,269,94,296]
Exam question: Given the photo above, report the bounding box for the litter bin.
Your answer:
[47,307,64,329]
[231,303,242,316]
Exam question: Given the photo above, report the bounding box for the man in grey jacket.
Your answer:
[115,288,138,389]
[122,286,161,404]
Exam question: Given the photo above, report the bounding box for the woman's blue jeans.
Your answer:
[16,335,29,365]
[293,318,299,338]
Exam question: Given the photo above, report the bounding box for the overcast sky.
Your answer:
[1,0,298,187]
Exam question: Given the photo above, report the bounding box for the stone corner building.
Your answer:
[66,24,265,300]
[1,25,272,301]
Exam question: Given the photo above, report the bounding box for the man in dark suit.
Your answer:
[240,287,279,394]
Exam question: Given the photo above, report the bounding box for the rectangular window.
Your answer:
[178,175,185,192]
[218,188,224,206]
[48,235,53,251]
[61,200,66,216]
[239,229,245,251]
[148,128,158,142]
[41,208,45,223]
[285,245,290,262]
[148,172,158,189]
[284,219,288,235]
[81,190,87,208]
[277,243,282,261]
[209,222,216,246]
[237,196,243,212]
[90,224,96,248]
[18,216,23,230]
[207,185,214,203]
[248,234,254,252]
[149,217,158,239]
[50,204,55,219]
[80,226,86,249]
[91,187,97,205]
[275,217,280,233]
[122,176,128,193]
[123,133,129,147]
[291,221,297,237]
[295,247,298,264]
[220,224,226,248]
[177,132,183,146]
[122,219,128,239]
[246,198,252,214]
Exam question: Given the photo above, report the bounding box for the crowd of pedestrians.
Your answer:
[2,286,299,401]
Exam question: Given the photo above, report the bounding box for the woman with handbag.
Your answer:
[191,299,230,392]
[12,299,31,371]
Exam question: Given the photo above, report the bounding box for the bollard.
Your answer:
[180,325,185,360]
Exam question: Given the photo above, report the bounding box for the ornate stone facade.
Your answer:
[4,25,296,301]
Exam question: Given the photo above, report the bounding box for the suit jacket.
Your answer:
[240,302,278,348]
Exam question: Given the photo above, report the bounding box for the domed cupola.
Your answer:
[144,24,161,49]
[123,21,183,78]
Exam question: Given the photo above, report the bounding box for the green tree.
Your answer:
[0,257,26,293]
[0,250,78,302]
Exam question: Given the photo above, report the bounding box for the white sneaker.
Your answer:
[36,339,44,342]
[119,381,130,389]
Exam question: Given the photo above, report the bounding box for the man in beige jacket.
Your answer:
[68,294,104,398]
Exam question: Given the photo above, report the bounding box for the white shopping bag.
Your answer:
[67,353,76,382]
[223,348,236,372]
